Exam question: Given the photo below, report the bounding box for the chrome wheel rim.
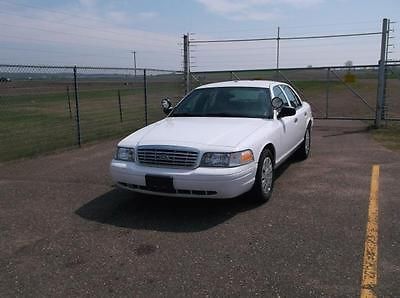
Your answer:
[261,157,273,194]
[305,129,310,154]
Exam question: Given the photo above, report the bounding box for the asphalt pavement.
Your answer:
[0,120,399,297]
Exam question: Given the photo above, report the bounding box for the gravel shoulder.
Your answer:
[0,120,399,297]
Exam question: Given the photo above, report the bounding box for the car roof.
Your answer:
[195,80,284,89]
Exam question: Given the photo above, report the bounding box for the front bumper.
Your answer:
[110,160,257,199]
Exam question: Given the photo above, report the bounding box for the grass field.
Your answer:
[193,68,400,120]
[372,122,400,151]
[0,78,184,162]
[1,68,399,162]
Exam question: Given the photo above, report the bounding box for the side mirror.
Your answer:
[278,106,296,118]
[161,98,173,115]
[271,97,284,110]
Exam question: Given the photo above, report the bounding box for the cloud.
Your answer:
[79,0,97,8]
[137,12,159,19]
[107,11,130,23]
[196,0,323,20]
[197,0,247,15]
[107,11,158,24]
[229,11,279,21]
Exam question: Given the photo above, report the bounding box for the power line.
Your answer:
[0,46,141,60]
[0,41,181,59]
[0,21,179,49]
[281,32,381,41]
[0,0,105,23]
[193,20,381,36]
[191,37,276,43]
[0,45,181,71]
[280,20,381,30]
[190,31,382,44]
[0,34,180,57]
[0,1,178,44]
[193,37,379,54]
[0,12,178,45]
[192,46,277,52]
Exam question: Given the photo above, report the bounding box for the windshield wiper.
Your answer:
[170,112,202,117]
[202,113,245,117]
[204,113,270,118]
[171,112,262,118]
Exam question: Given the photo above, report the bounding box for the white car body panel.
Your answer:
[120,117,268,150]
[110,80,313,199]
[111,159,256,198]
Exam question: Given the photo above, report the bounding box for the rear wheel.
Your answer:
[250,148,274,203]
[297,125,311,160]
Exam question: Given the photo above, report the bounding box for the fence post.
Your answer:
[66,86,72,119]
[143,69,148,126]
[276,26,280,80]
[117,90,123,122]
[73,66,82,147]
[325,67,330,119]
[375,18,389,128]
[183,34,190,94]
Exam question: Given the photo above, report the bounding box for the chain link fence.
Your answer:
[0,65,184,162]
[191,64,400,121]
[386,64,400,121]
[1,63,399,162]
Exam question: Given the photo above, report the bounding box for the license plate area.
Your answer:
[145,175,175,193]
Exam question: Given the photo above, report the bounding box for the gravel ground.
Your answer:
[0,120,399,297]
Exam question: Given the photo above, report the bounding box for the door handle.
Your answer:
[294,118,298,123]
[304,112,307,116]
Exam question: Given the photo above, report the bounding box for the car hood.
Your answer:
[121,117,268,149]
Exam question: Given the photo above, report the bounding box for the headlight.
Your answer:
[200,150,254,168]
[115,147,135,162]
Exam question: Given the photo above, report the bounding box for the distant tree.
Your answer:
[345,60,353,67]
[344,60,356,83]
[307,65,313,68]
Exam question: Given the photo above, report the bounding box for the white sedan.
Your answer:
[110,80,312,202]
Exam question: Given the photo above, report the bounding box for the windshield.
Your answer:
[170,87,272,118]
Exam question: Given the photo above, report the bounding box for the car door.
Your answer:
[272,85,298,160]
[282,85,308,147]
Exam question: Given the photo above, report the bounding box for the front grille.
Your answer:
[137,146,199,168]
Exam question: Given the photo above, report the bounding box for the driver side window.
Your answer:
[272,86,290,106]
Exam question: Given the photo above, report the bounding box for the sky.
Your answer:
[0,0,399,71]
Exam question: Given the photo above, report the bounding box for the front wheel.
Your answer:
[250,149,274,203]
[297,125,311,160]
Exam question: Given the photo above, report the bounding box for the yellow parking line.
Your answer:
[360,165,380,298]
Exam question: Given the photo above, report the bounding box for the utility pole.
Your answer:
[130,50,137,78]
[276,26,280,70]
[383,20,396,125]
[183,34,190,94]
[276,26,280,80]
[375,18,389,128]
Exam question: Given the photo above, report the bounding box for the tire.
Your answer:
[250,148,274,203]
[297,125,311,160]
